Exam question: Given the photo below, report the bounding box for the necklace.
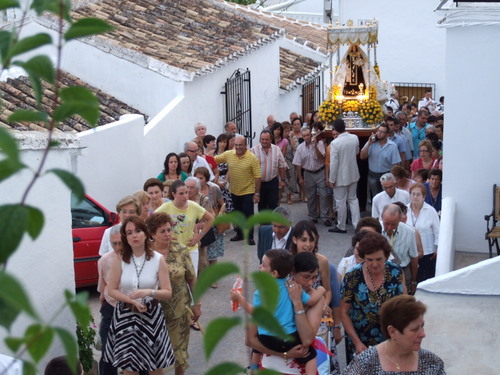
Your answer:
[365,265,382,307]
[384,344,401,370]
[132,254,146,289]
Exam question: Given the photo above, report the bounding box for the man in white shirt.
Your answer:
[371,173,410,219]
[256,206,293,262]
[381,204,419,294]
[184,141,215,181]
[418,89,436,111]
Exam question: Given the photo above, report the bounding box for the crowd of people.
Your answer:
[93,93,446,374]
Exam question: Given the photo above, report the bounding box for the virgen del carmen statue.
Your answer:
[319,19,387,140]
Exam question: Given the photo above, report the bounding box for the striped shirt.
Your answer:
[250,143,286,182]
[382,222,418,267]
[214,150,261,196]
[292,140,325,171]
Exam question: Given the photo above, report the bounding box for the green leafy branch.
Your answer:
[0,0,112,373]
[193,210,289,375]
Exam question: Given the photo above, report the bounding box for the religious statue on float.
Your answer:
[333,43,387,101]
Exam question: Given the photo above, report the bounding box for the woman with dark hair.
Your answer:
[271,122,288,155]
[290,220,332,309]
[104,216,175,374]
[345,295,445,374]
[144,178,167,213]
[194,166,225,269]
[341,232,404,364]
[157,152,188,183]
[203,134,217,157]
[146,213,200,375]
[214,133,233,212]
[178,152,192,175]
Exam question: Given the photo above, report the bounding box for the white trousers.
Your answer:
[189,248,199,275]
[333,182,360,230]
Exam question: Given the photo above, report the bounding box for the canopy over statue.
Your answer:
[319,19,387,129]
[333,44,386,101]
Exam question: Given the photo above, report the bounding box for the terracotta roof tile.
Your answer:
[0,72,144,133]
[70,0,283,79]
[279,48,326,92]
[221,1,329,54]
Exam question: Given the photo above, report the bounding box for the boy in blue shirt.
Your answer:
[254,249,324,374]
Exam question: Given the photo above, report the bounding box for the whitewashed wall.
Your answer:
[142,42,282,180]
[0,132,80,371]
[77,114,145,211]
[21,22,184,117]
[416,257,500,374]
[336,0,446,97]
[442,24,500,254]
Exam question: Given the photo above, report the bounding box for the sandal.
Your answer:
[190,321,201,331]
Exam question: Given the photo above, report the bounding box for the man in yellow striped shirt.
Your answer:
[214,135,261,245]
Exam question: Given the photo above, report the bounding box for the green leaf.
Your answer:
[0,205,29,263]
[213,211,247,230]
[8,110,48,123]
[65,290,91,327]
[5,337,24,352]
[13,55,54,105]
[0,127,20,161]
[204,362,246,375]
[54,327,78,373]
[64,18,114,41]
[0,30,13,63]
[193,262,239,303]
[0,272,38,319]
[203,317,241,360]
[46,169,85,202]
[251,307,289,340]
[0,0,20,11]
[25,324,54,362]
[6,33,52,61]
[52,86,100,126]
[0,159,26,184]
[247,210,289,229]
[251,271,279,312]
[25,206,44,240]
[0,296,20,329]
[22,361,38,375]
[31,0,72,22]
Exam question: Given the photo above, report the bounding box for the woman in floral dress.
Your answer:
[341,232,404,364]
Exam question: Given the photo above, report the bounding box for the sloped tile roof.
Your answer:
[0,72,144,133]
[71,0,283,80]
[221,1,329,54]
[279,48,325,92]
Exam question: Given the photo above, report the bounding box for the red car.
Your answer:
[71,194,119,288]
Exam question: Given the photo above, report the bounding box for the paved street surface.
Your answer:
[87,200,356,374]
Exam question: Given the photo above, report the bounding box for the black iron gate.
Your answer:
[301,75,321,117]
[222,69,253,146]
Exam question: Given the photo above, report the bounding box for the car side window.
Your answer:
[71,195,108,228]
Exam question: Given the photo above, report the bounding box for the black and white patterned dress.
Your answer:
[103,251,175,371]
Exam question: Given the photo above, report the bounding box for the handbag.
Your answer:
[216,203,231,234]
[200,227,217,247]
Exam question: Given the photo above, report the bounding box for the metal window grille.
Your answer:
[392,82,436,105]
[301,75,321,117]
[222,69,253,146]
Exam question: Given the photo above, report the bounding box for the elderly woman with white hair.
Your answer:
[192,122,207,150]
